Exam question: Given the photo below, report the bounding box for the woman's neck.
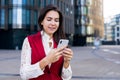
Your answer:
[43,30,53,39]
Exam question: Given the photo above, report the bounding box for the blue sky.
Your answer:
[103,0,120,18]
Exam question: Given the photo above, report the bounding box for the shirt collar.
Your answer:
[41,30,53,42]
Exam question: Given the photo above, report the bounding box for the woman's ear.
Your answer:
[41,22,43,25]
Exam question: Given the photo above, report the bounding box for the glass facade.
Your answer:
[13,0,22,5]
[8,9,12,25]
[74,0,104,46]
[22,9,31,28]
[0,0,74,49]
[0,9,5,28]
[0,0,5,6]
[0,0,39,29]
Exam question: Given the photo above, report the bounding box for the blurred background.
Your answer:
[1,0,120,80]
[0,0,104,49]
[0,0,119,49]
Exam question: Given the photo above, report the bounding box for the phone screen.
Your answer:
[57,39,69,48]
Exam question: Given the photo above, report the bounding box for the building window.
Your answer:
[76,18,80,25]
[71,0,73,5]
[86,0,92,5]
[52,0,55,4]
[81,16,85,24]
[119,18,120,24]
[22,9,26,25]
[77,0,81,6]
[12,8,17,26]
[41,0,46,7]
[13,0,18,4]
[81,6,87,15]
[87,26,93,35]
[0,9,5,28]
[77,7,81,15]
[37,0,41,7]
[8,9,12,25]
[64,3,66,14]
[59,1,62,11]
[30,0,34,6]
[26,10,30,25]
[81,16,88,24]
[117,27,119,31]
[81,0,85,5]
[0,0,5,6]
[88,7,90,14]
[8,0,13,5]
[34,11,37,25]
[117,33,119,37]
[22,0,27,5]
[13,0,22,5]
[54,0,57,5]
[47,0,51,4]
[87,37,93,43]
[34,11,38,30]
[22,9,31,29]
[12,8,22,28]
[70,10,73,15]
[81,25,86,35]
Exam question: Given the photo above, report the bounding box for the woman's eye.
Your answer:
[47,18,52,21]
[46,17,59,22]
[55,19,59,22]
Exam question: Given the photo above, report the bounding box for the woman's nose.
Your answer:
[51,20,56,25]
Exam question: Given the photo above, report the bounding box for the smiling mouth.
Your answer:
[48,27,56,31]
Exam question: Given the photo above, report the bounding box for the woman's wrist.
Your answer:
[39,57,50,70]
[63,60,70,69]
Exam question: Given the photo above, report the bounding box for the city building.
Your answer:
[0,0,74,49]
[115,25,120,45]
[104,23,113,41]
[73,0,104,46]
[104,14,120,45]
[104,16,113,41]
[113,14,120,45]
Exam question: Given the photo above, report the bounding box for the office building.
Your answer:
[74,0,104,46]
[0,0,74,49]
[104,14,120,45]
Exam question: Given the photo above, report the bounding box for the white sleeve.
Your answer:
[20,38,44,80]
[61,65,72,80]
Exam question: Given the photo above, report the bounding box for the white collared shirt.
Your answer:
[20,31,72,80]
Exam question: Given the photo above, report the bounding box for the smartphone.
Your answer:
[57,39,69,48]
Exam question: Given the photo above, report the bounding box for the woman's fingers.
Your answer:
[63,48,73,55]
[62,48,73,61]
[48,49,63,63]
[56,45,67,52]
[48,47,73,63]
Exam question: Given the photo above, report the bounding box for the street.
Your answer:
[71,46,120,80]
[0,46,120,80]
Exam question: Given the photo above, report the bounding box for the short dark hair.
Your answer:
[38,4,66,43]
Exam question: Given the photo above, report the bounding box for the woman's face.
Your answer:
[41,10,60,37]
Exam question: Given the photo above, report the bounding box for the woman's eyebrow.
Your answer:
[46,17,59,19]
[46,17,52,19]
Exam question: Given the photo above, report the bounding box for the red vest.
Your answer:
[28,32,63,80]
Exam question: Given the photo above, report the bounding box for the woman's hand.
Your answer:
[39,46,73,70]
[46,46,66,63]
[62,48,73,68]
[40,46,65,70]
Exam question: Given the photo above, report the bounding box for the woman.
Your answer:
[20,4,73,80]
